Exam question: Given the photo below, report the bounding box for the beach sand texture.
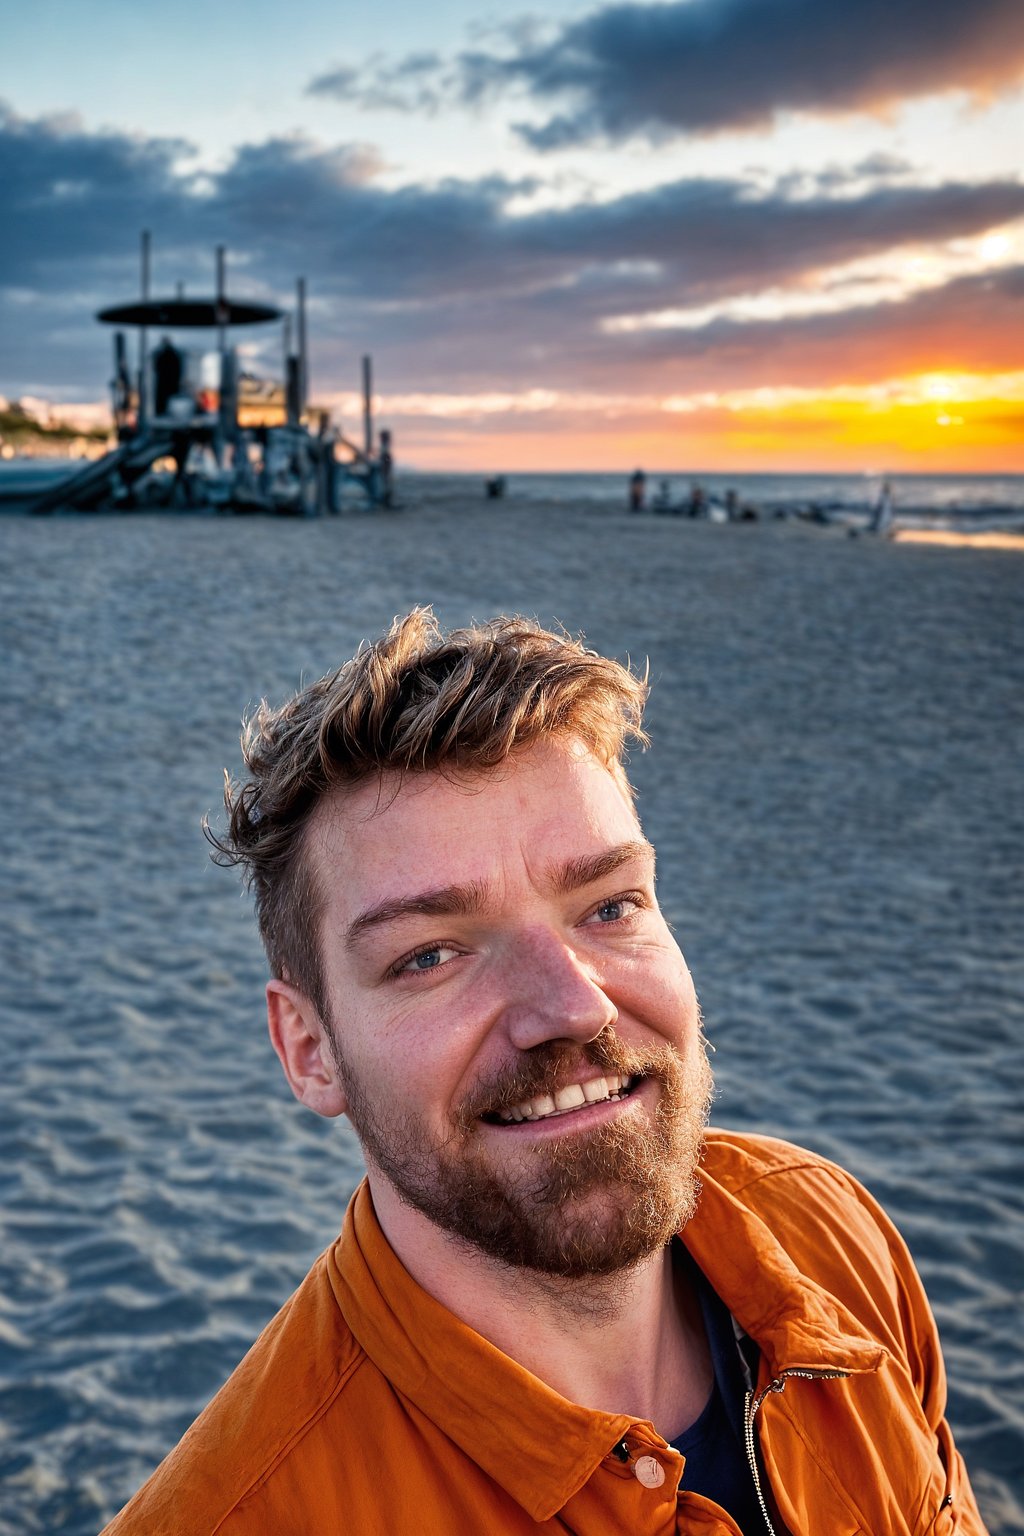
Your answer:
[1,478,1022,1534]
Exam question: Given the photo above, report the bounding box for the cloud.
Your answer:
[0,100,196,285]
[307,51,448,114]
[591,265,1024,394]
[2,101,1023,405]
[311,0,1024,146]
[507,0,1024,147]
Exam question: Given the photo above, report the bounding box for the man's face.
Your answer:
[307,736,713,1277]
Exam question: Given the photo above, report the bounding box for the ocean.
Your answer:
[1,488,1022,1532]
[2,463,1024,533]
[483,470,1024,530]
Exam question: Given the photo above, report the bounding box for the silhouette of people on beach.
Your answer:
[379,429,394,508]
[154,337,183,416]
[628,469,646,512]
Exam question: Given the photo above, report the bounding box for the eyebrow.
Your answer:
[549,839,656,896]
[346,880,490,947]
[345,839,655,948]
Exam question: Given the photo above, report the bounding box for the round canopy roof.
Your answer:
[96,296,283,328]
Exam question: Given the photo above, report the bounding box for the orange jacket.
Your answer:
[103,1132,986,1534]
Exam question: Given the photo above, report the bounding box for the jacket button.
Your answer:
[633,1455,665,1488]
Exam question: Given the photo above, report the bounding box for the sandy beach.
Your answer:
[1,478,1022,1533]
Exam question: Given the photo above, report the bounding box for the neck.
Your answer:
[367,1172,712,1441]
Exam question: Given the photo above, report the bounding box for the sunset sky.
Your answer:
[2,0,1023,471]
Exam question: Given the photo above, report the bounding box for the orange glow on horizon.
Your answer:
[390,375,1024,474]
[894,531,1024,551]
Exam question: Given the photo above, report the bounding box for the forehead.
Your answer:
[308,739,641,915]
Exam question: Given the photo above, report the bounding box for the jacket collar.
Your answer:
[330,1165,885,1522]
[681,1166,888,1380]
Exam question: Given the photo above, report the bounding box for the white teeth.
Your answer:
[497,1074,634,1124]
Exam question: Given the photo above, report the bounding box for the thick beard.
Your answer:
[331,1026,715,1279]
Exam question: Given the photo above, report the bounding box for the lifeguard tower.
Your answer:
[33,233,393,514]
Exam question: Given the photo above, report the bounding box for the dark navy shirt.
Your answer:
[670,1251,764,1535]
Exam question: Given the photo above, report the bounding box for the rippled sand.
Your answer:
[1,480,1022,1533]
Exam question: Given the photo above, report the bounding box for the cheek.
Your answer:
[345,989,493,1100]
[617,948,699,1039]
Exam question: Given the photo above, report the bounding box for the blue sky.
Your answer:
[3,0,1023,468]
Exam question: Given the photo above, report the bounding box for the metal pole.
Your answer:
[216,245,226,357]
[296,278,308,421]
[112,331,126,429]
[362,354,373,458]
[282,314,294,428]
[139,229,151,428]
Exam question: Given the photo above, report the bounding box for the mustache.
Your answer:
[456,1028,679,1127]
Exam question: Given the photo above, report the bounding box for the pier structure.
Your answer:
[32,234,393,515]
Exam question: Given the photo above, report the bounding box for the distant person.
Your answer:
[112,358,132,426]
[628,468,646,512]
[104,610,986,1536]
[652,479,671,513]
[379,428,394,508]
[870,480,895,538]
[725,489,739,521]
[687,481,706,518]
[153,337,183,417]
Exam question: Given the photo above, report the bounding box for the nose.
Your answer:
[499,927,618,1052]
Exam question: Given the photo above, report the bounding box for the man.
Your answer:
[152,335,183,417]
[105,610,984,1534]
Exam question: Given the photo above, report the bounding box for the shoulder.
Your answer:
[700,1127,904,1252]
[702,1125,847,1180]
[699,1128,939,1362]
[702,1126,880,1209]
[101,1241,364,1536]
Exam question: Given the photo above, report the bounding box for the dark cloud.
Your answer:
[359,260,1024,402]
[770,154,916,199]
[307,51,448,114]
[580,265,1024,394]
[214,147,1024,324]
[305,64,361,100]
[0,101,197,285]
[2,102,1022,401]
[497,177,1024,311]
[309,0,1024,147]
[502,0,1024,147]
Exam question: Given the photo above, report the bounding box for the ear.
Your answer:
[267,978,348,1119]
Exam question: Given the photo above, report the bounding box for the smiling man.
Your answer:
[104,610,985,1535]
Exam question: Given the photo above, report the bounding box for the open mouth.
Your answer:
[484,1073,639,1126]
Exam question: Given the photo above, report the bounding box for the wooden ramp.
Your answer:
[31,434,174,513]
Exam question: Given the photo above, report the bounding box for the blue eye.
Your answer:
[585,894,643,927]
[395,943,460,977]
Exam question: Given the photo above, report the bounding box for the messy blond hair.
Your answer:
[207,609,648,1017]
